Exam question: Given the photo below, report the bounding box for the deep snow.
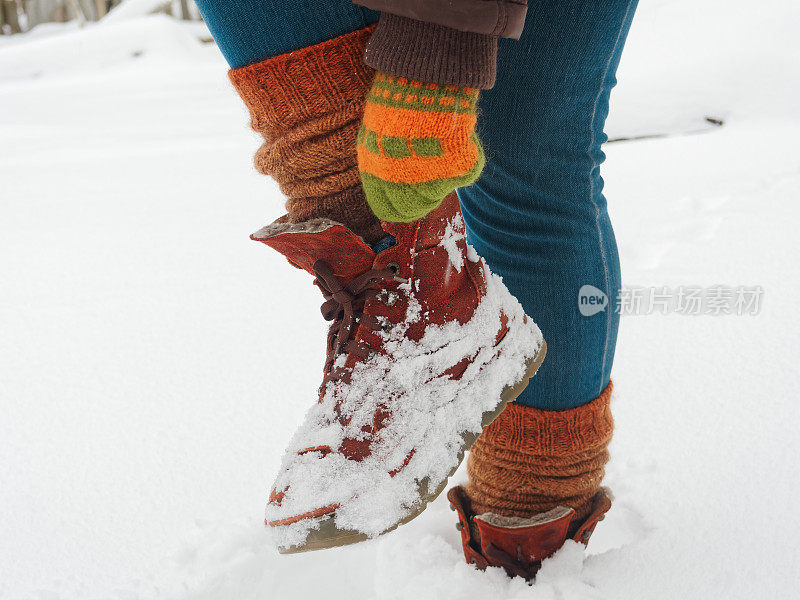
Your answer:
[1,1,799,599]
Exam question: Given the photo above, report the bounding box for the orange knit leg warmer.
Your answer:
[227,26,385,245]
[466,382,614,524]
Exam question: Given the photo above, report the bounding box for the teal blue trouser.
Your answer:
[196,0,638,410]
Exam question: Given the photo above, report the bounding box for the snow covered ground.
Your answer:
[1,1,799,598]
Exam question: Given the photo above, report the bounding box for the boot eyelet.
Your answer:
[386,262,400,274]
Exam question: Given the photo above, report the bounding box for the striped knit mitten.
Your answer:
[357,72,485,222]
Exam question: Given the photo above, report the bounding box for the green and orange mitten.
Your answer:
[357,72,485,222]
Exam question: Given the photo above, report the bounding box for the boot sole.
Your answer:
[278,338,547,554]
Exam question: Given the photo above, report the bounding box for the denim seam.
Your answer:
[587,0,635,397]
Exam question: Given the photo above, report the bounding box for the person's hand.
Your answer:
[357,72,485,222]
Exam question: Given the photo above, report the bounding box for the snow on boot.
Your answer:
[447,485,612,580]
[251,193,546,552]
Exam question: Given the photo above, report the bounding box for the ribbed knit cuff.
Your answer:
[363,13,498,89]
[228,26,376,137]
[227,26,385,245]
[485,382,614,457]
[465,382,614,521]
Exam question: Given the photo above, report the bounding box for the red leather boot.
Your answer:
[252,193,546,552]
[447,485,612,580]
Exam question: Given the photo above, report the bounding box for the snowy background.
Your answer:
[1,0,799,598]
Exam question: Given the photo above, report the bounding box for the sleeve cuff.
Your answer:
[363,13,498,89]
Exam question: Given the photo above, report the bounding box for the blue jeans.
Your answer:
[196,0,638,411]
[195,0,379,68]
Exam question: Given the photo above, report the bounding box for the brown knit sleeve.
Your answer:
[362,13,499,89]
[355,0,528,89]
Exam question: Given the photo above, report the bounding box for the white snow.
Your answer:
[0,14,210,81]
[103,0,175,24]
[267,253,542,548]
[438,212,466,273]
[1,1,799,598]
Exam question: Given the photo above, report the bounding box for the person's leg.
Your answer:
[195,0,378,68]
[194,1,384,244]
[458,0,638,525]
[199,4,550,554]
[460,0,637,412]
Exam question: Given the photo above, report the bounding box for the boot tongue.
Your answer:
[251,217,376,279]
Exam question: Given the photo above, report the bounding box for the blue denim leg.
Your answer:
[195,0,379,68]
[459,0,638,411]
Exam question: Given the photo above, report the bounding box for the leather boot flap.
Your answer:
[475,506,574,564]
[251,217,376,278]
[571,487,613,545]
[446,486,489,568]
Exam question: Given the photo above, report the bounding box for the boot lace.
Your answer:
[312,260,402,387]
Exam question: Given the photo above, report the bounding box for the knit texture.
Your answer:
[363,13,498,89]
[228,26,385,245]
[466,382,614,524]
[357,71,485,222]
